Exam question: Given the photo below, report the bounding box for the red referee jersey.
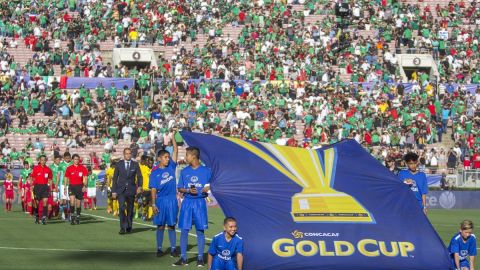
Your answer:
[65,164,88,185]
[31,165,53,185]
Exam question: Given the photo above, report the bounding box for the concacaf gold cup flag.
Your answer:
[180,131,452,270]
[224,137,374,223]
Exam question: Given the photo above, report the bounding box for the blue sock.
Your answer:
[180,229,189,260]
[156,228,165,251]
[168,229,176,251]
[196,229,205,260]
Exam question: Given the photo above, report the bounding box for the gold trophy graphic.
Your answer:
[225,137,375,223]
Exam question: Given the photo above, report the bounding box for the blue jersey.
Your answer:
[448,233,477,266]
[208,232,244,262]
[178,165,211,199]
[398,169,428,203]
[149,160,177,198]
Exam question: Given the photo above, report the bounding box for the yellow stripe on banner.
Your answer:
[263,145,336,189]
[308,149,326,188]
[324,149,335,186]
[223,137,300,185]
[223,137,337,190]
[262,144,311,187]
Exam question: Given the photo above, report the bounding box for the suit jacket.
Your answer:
[112,159,143,196]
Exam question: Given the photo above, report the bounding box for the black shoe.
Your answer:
[170,249,179,258]
[126,227,132,233]
[41,217,46,225]
[156,249,164,257]
[172,258,188,266]
[35,217,39,224]
[119,229,126,235]
[75,217,80,225]
[197,259,205,267]
[70,216,75,225]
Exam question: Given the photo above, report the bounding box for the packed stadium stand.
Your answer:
[0,0,479,186]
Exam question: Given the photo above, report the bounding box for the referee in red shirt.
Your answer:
[31,155,53,225]
[65,154,88,225]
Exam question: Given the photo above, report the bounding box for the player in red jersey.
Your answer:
[65,154,88,225]
[47,181,59,219]
[3,172,15,212]
[23,177,33,215]
[19,161,31,212]
[31,155,53,225]
[83,188,92,210]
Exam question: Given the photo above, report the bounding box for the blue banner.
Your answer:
[427,191,480,209]
[181,132,451,270]
[66,78,135,89]
[427,174,442,187]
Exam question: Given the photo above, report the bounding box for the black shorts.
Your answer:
[142,191,151,205]
[69,185,84,200]
[33,184,50,200]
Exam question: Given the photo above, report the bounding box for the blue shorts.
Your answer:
[178,198,208,230]
[451,257,470,269]
[211,258,237,270]
[153,197,178,227]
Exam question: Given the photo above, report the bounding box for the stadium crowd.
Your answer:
[0,0,478,177]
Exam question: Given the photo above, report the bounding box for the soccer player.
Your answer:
[31,155,53,225]
[3,172,14,212]
[448,220,477,270]
[106,159,119,216]
[46,180,58,219]
[23,176,33,215]
[208,217,244,270]
[398,152,428,215]
[19,161,32,213]
[174,147,211,267]
[50,155,61,217]
[65,154,88,225]
[58,153,72,220]
[139,155,153,220]
[86,167,98,210]
[150,137,178,257]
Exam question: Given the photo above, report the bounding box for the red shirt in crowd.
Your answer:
[31,165,53,185]
[65,164,88,186]
[364,132,372,145]
[239,11,246,22]
[428,104,436,115]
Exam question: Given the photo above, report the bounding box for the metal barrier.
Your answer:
[460,169,480,188]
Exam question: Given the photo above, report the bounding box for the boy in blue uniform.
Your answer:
[398,152,428,215]
[150,136,179,258]
[208,217,244,270]
[174,147,212,267]
[448,220,477,270]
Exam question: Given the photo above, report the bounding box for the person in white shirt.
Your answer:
[86,119,97,136]
[2,145,11,156]
[275,133,288,146]
[122,125,133,144]
[104,137,114,152]
[71,91,80,107]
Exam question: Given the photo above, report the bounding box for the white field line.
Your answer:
[0,246,200,254]
[83,213,212,241]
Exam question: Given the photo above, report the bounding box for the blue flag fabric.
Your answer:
[181,131,452,270]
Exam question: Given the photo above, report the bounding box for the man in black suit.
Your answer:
[112,148,143,234]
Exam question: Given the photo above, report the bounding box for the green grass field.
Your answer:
[0,207,479,269]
